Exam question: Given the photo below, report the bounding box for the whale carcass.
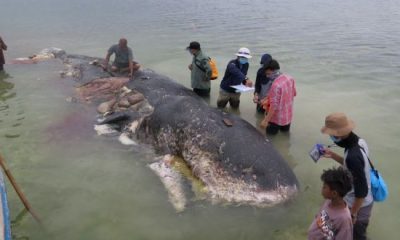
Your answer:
[42,49,299,211]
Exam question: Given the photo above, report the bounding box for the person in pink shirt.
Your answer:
[308,167,353,240]
[260,59,296,135]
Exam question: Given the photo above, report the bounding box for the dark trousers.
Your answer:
[353,203,373,240]
[193,88,210,97]
[266,122,291,135]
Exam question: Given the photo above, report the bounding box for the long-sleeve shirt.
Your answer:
[220,59,248,93]
[190,50,211,90]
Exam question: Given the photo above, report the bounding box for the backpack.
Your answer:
[195,57,219,80]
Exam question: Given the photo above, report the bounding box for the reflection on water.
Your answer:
[0,71,21,139]
[0,71,14,102]
[11,209,30,240]
[0,0,399,239]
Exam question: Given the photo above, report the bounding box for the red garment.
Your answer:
[267,74,296,126]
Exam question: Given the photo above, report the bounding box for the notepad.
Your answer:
[230,84,255,93]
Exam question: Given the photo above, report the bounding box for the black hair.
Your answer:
[263,59,280,71]
[321,167,352,197]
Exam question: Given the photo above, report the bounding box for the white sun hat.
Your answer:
[235,47,252,59]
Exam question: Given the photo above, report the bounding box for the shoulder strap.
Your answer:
[194,59,205,72]
[359,146,375,170]
[194,57,210,73]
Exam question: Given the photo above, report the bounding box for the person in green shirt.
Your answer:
[187,41,212,97]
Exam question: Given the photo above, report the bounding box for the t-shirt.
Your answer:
[343,138,373,208]
[308,200,353,240]
[107,44,133,64]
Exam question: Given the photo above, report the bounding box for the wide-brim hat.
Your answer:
[321,112,355,136]
[235,47,252,59]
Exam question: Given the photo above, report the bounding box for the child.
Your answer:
[308,167,353,240]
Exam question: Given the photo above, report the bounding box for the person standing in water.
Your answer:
[320,112,374,240]
[217,47,253,109]
[0,36,7,71]
[187,41,212,97]
[260,59,296,135]
[308,167,353,240]
[253,53,272,113]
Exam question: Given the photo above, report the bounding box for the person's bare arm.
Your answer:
[322,148,344,164]
[128,61,133,77]
[103,52,111,69]
[260,104,275,128]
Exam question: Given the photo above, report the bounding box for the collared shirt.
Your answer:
[268,74,296,126]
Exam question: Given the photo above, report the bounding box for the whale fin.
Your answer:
[149,155,187,212]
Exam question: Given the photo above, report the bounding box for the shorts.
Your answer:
[112,61,129,69]
[217,89,241,108]
[266,122,291,135]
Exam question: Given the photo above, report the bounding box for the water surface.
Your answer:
[1,0,400,239]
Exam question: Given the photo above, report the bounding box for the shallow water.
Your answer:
[1,0,400,239]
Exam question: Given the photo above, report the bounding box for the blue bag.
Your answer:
[361,147,388,202]
[370,168,388,202]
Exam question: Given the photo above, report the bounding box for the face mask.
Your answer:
[330,135,341,143]
[239,58,248,65]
